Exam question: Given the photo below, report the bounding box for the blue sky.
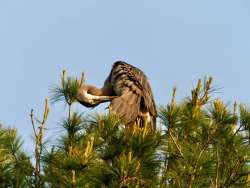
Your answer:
[0,0,250,152]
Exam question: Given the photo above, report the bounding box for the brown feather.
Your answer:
[110,92,140,123]
[105,61,157,129]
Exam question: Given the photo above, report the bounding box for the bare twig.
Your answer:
[169,130,184,158]
[30,99,49,188]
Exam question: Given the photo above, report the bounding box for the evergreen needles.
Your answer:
[0,74,249,187]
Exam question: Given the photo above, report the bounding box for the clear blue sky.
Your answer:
[0,1,250,152]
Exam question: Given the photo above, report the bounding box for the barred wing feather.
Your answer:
[105,61,157,125]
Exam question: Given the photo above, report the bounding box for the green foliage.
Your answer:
[0,127,33,187]
[81,114,162,187]
[50,70,84,105]
[1,73,250,187]
[159,77,250,188]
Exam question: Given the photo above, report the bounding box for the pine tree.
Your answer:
[0,71,249,188]
[159,77,250,188]
[44,70,162,187]
[0,125,33,187]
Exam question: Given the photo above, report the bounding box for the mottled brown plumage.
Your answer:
[77,61,157,130]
